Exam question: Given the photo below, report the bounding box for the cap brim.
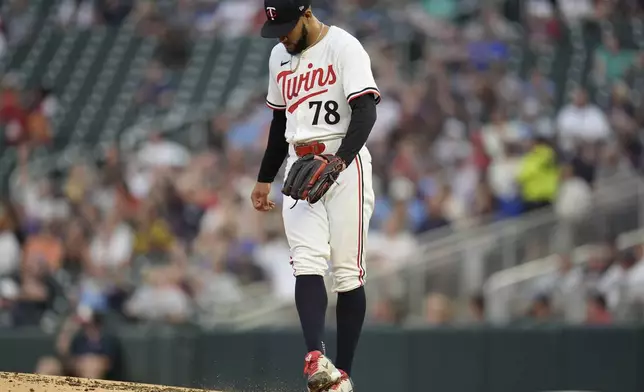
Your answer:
[261,20,298,38]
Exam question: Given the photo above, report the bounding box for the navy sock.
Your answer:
[295,275,328,353]
[335,286,366,375]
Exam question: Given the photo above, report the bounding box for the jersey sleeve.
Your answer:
[338,37,381,105]
[266,46,286,111]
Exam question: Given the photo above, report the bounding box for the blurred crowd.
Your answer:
[378,240,644,328]
[1,0,644,334]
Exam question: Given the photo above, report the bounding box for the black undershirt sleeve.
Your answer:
[335,94,378,166]
[257,109,288,183]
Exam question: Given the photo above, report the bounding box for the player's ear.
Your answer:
[303,7,313,19]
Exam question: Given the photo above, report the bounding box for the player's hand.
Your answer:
[251,182,276,212]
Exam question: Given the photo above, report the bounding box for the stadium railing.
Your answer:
[228,174,644,329]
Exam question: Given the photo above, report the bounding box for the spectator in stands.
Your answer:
[124,265,192,324]
[370,297,405,326]
[56,0,95,30]
[25,86,55,147]
[416,189,451,234]
[0,74,29,148]
[0,201,22,278]
[556,88,611,154]
[63,164,96,207]
[8,255,58,327]
[369,201,418,271]
[61,219,90,282]
[554,163,592,223]
[209,0,263,39]
[525,0,562,51]
[96,0,133,26]
[188,235,244,325]
[424,292,453,325]
[23,222,64,274]
[36,308,120,379]
[487,143,523,218]
[136,132,191,171]
[252,215,294,301]
[595,247,638,313]
[585,292,613,324]
[3,0,34,47]
[523,69,555,114]
[133,0,165,37]
[593,33,637,87]
[16,158,70,226]
[155,24,191,69]
[516,137,559,212]
[623,51,644,87]
[524,294,555,323]
[557,0,595,25]
[131,201,175,257]
[84,210,133,313]
[468,293,486,323]
[616,246,644,314]
[135,61,175,110]
[480,108,527,163]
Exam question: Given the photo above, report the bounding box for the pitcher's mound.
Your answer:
[0,372,219,392]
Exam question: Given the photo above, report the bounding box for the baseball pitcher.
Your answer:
[250,0,379,391]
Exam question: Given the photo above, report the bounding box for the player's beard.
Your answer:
[287,24,309,55]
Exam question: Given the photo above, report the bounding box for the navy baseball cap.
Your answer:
[261,0,312,39]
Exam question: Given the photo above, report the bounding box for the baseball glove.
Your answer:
[282,154,345,205]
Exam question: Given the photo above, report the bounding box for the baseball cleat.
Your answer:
[327,370,354,392]
[303,350,342,392]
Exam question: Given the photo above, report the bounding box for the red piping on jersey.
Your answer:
[348,89,380,103]
[287,89,328,113]
[356,155,365,286]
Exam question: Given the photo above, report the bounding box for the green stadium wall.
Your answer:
[0,326,642,392]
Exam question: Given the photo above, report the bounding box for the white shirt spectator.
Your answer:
[556,103,611,152]
[21,181,70,223]
[253,239,295,301]
[137,139,191,169]
[57,0,77,26]
[597,263,628,310]
[555,176,593,222]
[558,0,594,25]
[480,121,526,161]
[527,0,554,19]
[369,98,401,144]
[433,118,471,167]
[76,1,95,28]
[89,223,133,268]
[0,231,20,277]
[367,228,417,272]
[126,284,192,321]
[212,0,259,38]
[625,260,644,302]
[487,157,521,200]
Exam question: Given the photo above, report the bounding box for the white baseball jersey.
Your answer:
[265,26,381,144]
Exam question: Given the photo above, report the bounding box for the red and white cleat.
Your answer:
[303,350,342,392]
[327,370,354,392]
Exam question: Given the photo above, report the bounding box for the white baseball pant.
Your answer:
[282,139,375,293]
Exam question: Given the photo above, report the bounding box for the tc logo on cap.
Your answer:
[266,6,277,20]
